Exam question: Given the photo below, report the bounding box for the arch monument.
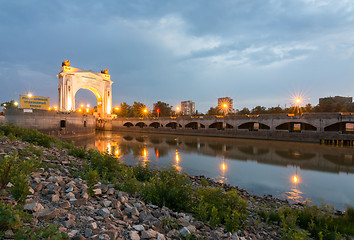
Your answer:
[57,60,113,118]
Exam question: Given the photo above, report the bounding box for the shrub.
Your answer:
[86,169,99,196]
[132,162,156,182]
[193,187,247,232]
[346,207,354,222]
[0,153,41,203]
[142,166,192,211]
[0,202,68,239]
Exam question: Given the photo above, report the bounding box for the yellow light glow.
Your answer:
[114,149,119,156]
[114,107,120,111]
[28,93,32,98]
[14,101,18,106]
[221,162,226,171]
[176,106,180,112]
[48,107,51,110]
[175,152,180,162]
[53,106,58,110]
[296,98,301,103]
[80,104,84,108]
[143,149,148,158]
[292,175,299,184]
[223,104,228,108]
[143,108,148,113]
[87,104,90,108]
[78,109,82,112]
[86,108,89,113]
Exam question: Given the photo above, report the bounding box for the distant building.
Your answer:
[181,101,195,115]
[319,96,352,105]
[218,97,235,113]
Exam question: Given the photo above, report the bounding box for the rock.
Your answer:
[75,198,88,206]
[93,188,102,195]
[61,201,71,209]
[89,222,98,229]
[84,228,92,238]
[133,225,144,231]
[68,230,79,238]
[179,227,191,237]
[97,208,110,218]
[24,201,44,212]
[4,230,14,238]
[157,233,166,240]
[102,200,112,207]
[129,231,140,240]
[51,194,60,202]
[35,208,60,219]
[65,219,75,228]
[141,229,158,239]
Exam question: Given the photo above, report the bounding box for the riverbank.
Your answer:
[0,124,353,239]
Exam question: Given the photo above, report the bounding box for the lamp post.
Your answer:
[223,103,228,116]
[296,98,301,115]
[176,106,180,117]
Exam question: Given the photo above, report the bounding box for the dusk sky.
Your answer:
[1,0,354,112]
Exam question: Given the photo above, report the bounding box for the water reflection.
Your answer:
[71,131,354,210]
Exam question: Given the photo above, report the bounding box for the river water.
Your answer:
[74,131,354,210]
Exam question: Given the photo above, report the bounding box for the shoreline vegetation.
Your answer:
[0,123,353,239]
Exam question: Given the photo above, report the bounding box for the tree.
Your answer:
[132,101,147,117]
[206,107,221,116]
[117,102,133,117]
[153,101,172,117]
[237,107,250,115]
[266,106,284,114]
[251,106,266,114]
[1,100,19,110]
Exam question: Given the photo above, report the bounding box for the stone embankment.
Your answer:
[1,138,306,240]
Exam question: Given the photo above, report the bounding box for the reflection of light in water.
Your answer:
[221,162,226,171]
[174,150,182,172]
[107,143,111,154]
[214,161,228,184]
[284,188,304,202]
[155,149,159,158]
[293,175,299,183]
[143,148,148,158]
[140,147,149,166]
[114,148,119,157]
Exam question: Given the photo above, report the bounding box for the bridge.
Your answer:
[112,113,354,144]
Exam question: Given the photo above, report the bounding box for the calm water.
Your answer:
[74,131,354,210]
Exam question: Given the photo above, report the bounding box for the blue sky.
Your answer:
[0,0,354,112]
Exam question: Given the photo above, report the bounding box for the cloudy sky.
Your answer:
[1,0,354,112]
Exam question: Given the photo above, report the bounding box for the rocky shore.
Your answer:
[0,137,348,240]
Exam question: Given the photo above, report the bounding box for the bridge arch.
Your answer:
[149,122,161,128]
[238,122,270,131]
[123,122,134,127]
[136,122,148,128]
[57,60,113,118]
[185,122,199,129]
[209,122,233,130]
[324,122,354,133]
[275,122,317,132]
[166,122,182,129]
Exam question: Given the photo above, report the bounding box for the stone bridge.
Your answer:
[112,113,354,143]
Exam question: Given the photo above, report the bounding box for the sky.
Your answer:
[0,0,354,113]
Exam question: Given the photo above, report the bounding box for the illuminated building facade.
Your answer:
[181,101,195,115]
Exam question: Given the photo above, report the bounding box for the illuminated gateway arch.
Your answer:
[57,60,113,118]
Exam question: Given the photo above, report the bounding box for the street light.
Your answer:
[176,106,180,117]
[223,103,228,116]
[295,98,301,115]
